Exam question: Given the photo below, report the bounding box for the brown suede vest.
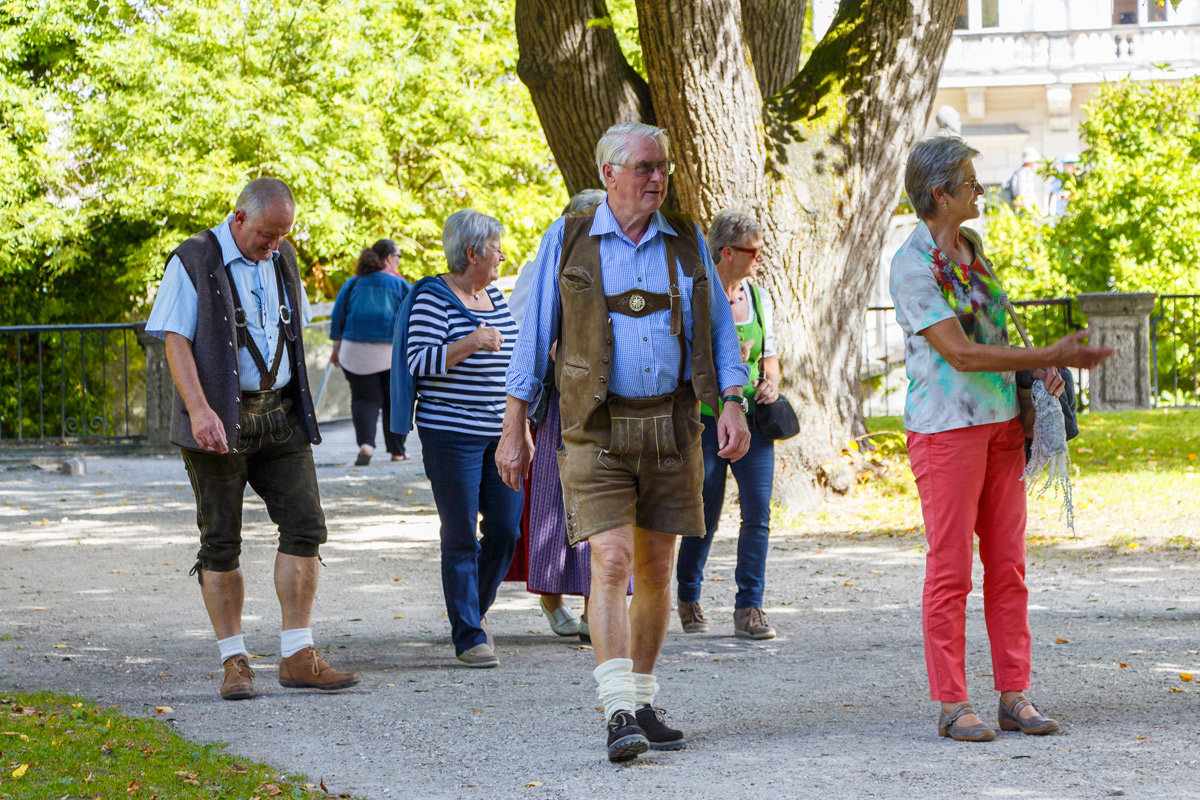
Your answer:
[554,207,720,435]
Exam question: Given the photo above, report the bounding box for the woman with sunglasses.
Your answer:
[675,209,781,640]
[891,136,1111,741]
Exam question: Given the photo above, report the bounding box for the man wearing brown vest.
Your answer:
[145,178,358,701]
[498,122,750,762]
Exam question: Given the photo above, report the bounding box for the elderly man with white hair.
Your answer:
[498,122,750,762]
[145,177,359,701]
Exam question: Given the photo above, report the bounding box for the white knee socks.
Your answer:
[594,658,635,720]
[280,628,314,658]
[217,634,247,663]
[633,672,659,708]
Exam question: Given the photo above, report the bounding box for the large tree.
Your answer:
[515,0,958,505]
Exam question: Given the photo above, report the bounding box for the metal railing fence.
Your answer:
[1151,294,1200,409]
[0,323,147,444]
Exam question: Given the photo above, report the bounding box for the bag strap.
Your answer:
[966,234,1034,349]
[748,281,766,380]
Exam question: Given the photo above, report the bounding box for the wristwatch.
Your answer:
[721,394,748,411]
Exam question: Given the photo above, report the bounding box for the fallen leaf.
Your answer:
[1119,662,1127,668]
[1181,673,1194,682]
[405,489,413,495]
[154,706,172,713]
[52,644,67,648]
[321,778,330,795]
[844,581,854,586]
[127,778,139,793]
[175,770,198,780]
[394,616,404,619]
[870,570,884,575]
[1055,638,1070,644]
[11,764,28,779]
[526,781,543,787]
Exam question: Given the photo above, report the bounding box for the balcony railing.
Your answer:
[942,24,1200,83]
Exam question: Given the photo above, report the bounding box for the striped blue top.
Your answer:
[505,200,748,404]
[407,282,517,437]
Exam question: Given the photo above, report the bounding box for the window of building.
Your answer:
[955,0,1000,31]
[1113,0,1172,25]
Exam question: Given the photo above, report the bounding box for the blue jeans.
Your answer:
[418,426,522,654]
[676,414,774,609]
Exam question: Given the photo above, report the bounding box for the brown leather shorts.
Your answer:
[557,383,705,545]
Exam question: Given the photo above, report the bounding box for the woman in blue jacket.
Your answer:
[330,240,411,465]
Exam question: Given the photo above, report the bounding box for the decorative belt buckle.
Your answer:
[628,292,646,312]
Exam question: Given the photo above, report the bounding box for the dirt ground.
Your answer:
[2,421,1199,799]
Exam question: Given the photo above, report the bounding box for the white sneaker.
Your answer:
[539,596,581,636]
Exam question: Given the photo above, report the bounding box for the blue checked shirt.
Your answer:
[505,200,748,404]
[145,219,312,391]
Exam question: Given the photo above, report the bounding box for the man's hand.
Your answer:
[716,400,751,461]
[191,405,229,454]
[496,395,534,490]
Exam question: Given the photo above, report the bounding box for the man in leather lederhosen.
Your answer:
[146,178,358,701]
[498,123,750,762]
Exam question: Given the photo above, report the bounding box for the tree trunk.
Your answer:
[515,0,959,507]
[515,0,654,195]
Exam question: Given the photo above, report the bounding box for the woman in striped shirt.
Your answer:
[406,209,521,668]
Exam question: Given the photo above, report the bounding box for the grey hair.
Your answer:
[442,209,503,274]
[562,189,606,216]
[904,136,980,220]
[707,209,763,263]
[594,122,670,183]
[235,177,295,221]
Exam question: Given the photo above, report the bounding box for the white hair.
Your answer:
[707,209,763,263]
[594,122,670,183]
[235,177,295,221]
[442,209,503,274]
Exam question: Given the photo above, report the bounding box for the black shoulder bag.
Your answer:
[747,283,799,441]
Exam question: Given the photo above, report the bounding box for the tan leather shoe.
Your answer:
[937,704,997,742]
[278,647,360,691]
[457,643,499,668]
[678,600,710,633]
[220,654,255,701]
[998,695,1060,735]
[734,607,776,639]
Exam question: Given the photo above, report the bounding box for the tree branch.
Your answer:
[741,0,806,100]
[634,0,768,221]
[515,0,654,195]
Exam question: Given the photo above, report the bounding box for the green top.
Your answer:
[702,282,765,417]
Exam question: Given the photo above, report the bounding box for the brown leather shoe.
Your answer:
[220,654,255,701]
[278,647,360,691]
[678,600,710,633]
[998,695,1060,735]
[734,607,776,639]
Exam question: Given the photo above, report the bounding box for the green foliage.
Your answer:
[0,692,364,799]
[986,76,1200,299]
[1,0,565,325]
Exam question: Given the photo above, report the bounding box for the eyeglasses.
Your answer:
[959,178,984,193]
[612,160,676,178]
[730,245,765,261]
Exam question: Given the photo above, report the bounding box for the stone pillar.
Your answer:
[1076,292,1157,411]
[134,323,176,448]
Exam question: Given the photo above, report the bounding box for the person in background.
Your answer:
[329,239,410,465]
[393,210,521,668]
[893,136,1111,742]
[1008,146,1045,216]
[1047,153,1079,218]
[676,209,781,640]
[506,188,611,641]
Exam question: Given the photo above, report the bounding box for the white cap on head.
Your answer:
[1061,152,1079,164]
[1021,146,1041,164]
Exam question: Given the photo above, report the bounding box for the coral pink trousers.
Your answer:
[907,417,1031,702]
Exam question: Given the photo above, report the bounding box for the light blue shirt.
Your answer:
[505,200,748,404]
[145,219,312,391]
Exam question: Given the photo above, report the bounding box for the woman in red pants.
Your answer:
[891,136,1112,741]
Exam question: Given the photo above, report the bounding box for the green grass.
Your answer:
[0,692,358,800]
[794,409,1200,546]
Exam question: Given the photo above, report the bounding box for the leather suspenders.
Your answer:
[225,253,296,391]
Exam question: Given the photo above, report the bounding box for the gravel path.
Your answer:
[2,422,1199,799]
